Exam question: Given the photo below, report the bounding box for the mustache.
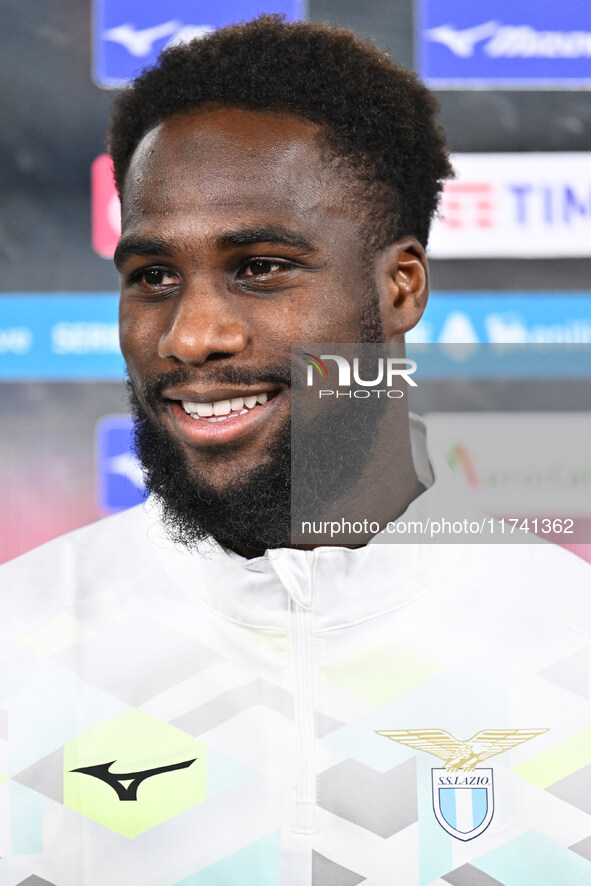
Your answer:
[137,361,298,404]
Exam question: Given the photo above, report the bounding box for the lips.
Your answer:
[163,387,284,445]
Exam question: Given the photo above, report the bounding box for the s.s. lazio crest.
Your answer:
[431,765,493,840]
[376,727,548,842]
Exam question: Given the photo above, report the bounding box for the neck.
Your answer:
[234,410,424,558]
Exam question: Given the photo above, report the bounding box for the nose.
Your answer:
[158,281,249,365]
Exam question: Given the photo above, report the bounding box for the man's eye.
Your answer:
[242,259,282,277]
[132,267,179,287]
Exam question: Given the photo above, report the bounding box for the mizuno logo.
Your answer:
[425,22,499,58]
[103,21,180,56]
[425,21,591,60]
[70,758,197,801]
[102,21,214,57]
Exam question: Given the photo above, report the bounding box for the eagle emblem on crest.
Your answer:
[375,727,548,772]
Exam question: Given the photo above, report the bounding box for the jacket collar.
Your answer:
[144,416,463,631]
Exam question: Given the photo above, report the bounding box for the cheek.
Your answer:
[282,272,365,330]
[296,290,368,342]
[118,311,140,367]
[118,304,162,376]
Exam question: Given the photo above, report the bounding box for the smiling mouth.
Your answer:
[181,391,270,423]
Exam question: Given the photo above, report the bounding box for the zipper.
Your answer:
[269,551,318,835]
[291,595,317,833]
[289,552,318,835]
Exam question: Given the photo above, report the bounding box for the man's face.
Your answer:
[116,107,427,551]
[118,108,386,496]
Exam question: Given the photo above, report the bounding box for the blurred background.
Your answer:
[1,0,591,562]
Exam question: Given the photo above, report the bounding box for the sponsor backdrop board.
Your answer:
[0,382,133,564]
[2,1,591,567]
[93,0,305,87]
[3,1,591,296]
[2,310,591,562]
[426,413,591,518]
[428,153,591,259]
[406,293,591,346]
[92,155,121,259]
[417,0,591,88]
[3,390,590,563]
[92,151,591,263]
[3,292,591,382]
[0,295,124,380]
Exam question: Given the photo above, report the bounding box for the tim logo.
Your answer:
[440,181,497,230]
[377,727,547,841]
[304,352,417,399]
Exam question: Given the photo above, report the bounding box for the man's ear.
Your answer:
[375,236,429,340]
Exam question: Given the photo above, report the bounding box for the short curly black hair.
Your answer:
[108,15,452,249]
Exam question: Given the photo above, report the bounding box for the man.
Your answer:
[1,16,590,886]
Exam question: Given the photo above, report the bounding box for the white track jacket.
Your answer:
[0,420,590,886]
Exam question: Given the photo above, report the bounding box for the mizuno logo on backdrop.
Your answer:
[70,757,197,801]
[102,22,214,57]
[426,22,591,59]
[425,22,498,57]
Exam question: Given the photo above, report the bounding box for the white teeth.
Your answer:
[195,402,213,417]
[181,392,271,419]
[213,399,231,416]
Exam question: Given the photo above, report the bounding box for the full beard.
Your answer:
[129,294,385,554]
[129,369,293,554]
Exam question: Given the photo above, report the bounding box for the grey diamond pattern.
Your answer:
[174,678,342,737]
[547,763,591,814]
[442,863,505,885]
[318,757,417,837]
[17,877,59,885]
[539,647,589,699]
[14,747,64,803]
[312,850,366,885]
[53,616,222,705]
[570,835,591,862]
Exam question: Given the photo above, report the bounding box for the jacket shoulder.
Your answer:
[0,505,161,624]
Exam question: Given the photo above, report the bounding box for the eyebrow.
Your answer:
[113,226,316,270]
[216,226,315,251]
[113,236,174,270]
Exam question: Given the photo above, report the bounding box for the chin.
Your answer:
[181,448,275,490]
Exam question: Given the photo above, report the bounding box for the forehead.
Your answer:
[121,107,354,231]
